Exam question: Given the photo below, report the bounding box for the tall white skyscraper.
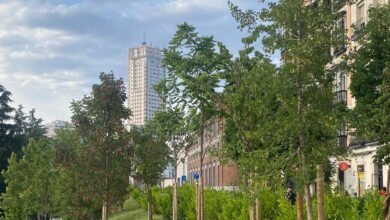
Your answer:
[128,43,165,126]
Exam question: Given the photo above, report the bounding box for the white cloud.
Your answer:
[0,0,261,122]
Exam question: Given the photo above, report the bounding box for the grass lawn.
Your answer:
[109,197,163,220]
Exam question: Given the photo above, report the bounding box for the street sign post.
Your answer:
[182,175,187,183]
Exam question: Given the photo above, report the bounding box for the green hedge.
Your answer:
[130,186,384,220]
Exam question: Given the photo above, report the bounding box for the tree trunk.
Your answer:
[147,187,153,220]
[173,182,178,220]
[317,165,325,220]
[387,169,390,191]
[200,177,204,220]
[296,192,304,220]
[249,202,256,220]
[256,198,260,220]
[196,182,200,220]
[198,119,205,220]
[172,164,178,220]
[102,151,109,220]
[305,184,314,220]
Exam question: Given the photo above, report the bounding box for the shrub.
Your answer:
[361,190,383,220]
[130,185,385,220]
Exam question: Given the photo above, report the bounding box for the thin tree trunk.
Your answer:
[200,177,204,220]
[305,183,314,220]
[387,169,390,191]
[173,182,178,220]
[102,151,109,220]
[256,198,260,220]
[172,164,178,220]
[147,187,153,220]
[196,181,200,220]
[198,118,205,220]
[297,192,304,220]
[249,202,256,220]
[317,164,325,220]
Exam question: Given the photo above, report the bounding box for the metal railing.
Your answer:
[334,90,347,105]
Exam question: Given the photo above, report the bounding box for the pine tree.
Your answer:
[0,85,15,195]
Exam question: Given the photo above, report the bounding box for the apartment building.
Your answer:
[331,0,389,196]
[187,119,239,190]
[127,42,165,126]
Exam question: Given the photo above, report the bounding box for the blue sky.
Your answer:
[0,0,264,123]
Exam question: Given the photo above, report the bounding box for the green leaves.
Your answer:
[67,72,132,217]
[163,22,232,124]
[349,4,390,157]
[130,125,170,187]
[1,138,57,219]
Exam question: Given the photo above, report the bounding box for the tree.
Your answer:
[52,128,101,219]
[349,4,390,152]
[25,108,47,140]
[348,4,390,187]
[222,48,283,220]
[70,72,132,220]
[163,22,232,220]
[1,138,58,220]
[130,125,170,220]
[151,106,194,220]
[0,85,47,217]
[229,1,341,219]
[0,85,16,195]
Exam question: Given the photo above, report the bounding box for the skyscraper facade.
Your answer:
[128,43,165,126]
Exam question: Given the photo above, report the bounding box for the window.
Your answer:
[335,13,346,55]
[335,69,347,105]
[353,3,366,38]
[337,126,347,148]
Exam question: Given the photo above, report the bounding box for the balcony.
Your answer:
[352,17,366,40]
[337,135,348,148]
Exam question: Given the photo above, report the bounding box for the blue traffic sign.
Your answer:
[194,173,199,181]
[181,175,187,182]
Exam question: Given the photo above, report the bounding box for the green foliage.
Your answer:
[0,85,46,195]
[226,1,343,199]
[131,125,170,187]
[324,194,360,220]
[130,187,148,210]
[130,186,387,220]
[69,72,132,217]
[348,4,390,163]
[151,186,172,218]
[361,190,383,220]
[1,138,59,219]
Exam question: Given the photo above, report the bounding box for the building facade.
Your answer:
[127,43,165,126]
[331,0,389,196]
[44,120,72,137]
[187,119,239,190]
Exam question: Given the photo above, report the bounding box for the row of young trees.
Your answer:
[158,1,390,220]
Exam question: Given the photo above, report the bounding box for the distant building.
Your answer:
[127,43,165,126]
[44,120,72,137]
[160,165,175,188]
[187,118,239,191]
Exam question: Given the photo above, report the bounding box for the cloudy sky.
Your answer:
[0,0,263,123]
